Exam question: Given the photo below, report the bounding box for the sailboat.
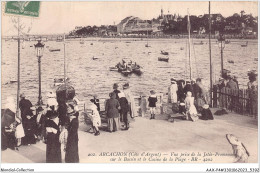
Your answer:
[145,29,150,47]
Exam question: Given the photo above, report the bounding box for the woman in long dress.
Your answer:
[45,106,61,163]
[123,83,137,118]
[65,104,79,163]
[168,79,178,103]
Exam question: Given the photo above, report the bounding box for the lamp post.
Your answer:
[34,40,45,106]
[218,34,225,76]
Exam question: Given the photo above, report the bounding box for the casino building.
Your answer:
[117,9,179,34]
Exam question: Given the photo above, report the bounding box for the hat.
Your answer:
[191,78,196,82]
[90,99,95,103]
[186,81,191,84]
[171,78,177,82]
[150,90,156,95]
[123,83,129,89]
[113,83,119,89]
[67,104,75,116]
[202,104,209,109]
[37,106,44,112]
[20,93,25,98]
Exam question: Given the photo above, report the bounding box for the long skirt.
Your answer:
[107,118,120,132]
[46,133,62,163]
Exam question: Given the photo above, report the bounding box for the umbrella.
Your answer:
[56,84,75,103]
[1,109,15,127]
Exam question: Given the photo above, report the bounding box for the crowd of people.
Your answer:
[168,78,213,121]
[2,91,80,163]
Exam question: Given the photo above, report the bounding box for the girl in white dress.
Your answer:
[89,99,101,136]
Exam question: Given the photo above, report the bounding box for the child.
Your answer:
[89,99,101,136]
[184,91,198,121]
[200,104,214,120]
[179,98,186,116]
[45,105,62,163]
[148,90,157,120]
[118,92,129,130]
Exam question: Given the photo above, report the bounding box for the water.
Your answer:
[1,38,258,108]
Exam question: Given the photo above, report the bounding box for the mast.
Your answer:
[187,9,192,81]
[209,1,213,106]
[16,17,20,118]
[64,34,66,85]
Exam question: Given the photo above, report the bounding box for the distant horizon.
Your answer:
[2,1,258,36]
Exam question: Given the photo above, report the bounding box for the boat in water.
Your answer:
[161,50,169,55]
[49,48,61,52]
[194,41,204,45]
[54,77,70,86]
[111,60,142,76]
[158,57,169,62]
[241,41,248,47]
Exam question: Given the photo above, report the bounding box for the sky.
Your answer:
[1,1,258,35]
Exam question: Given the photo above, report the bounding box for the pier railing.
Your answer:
[212,85,257,117]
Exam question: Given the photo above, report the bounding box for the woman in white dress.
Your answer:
[184,91,198,121]
[168,78,178,103]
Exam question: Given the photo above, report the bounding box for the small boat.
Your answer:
[225,40,231,44]
[115,47,118,49]
[241,41,248,47]
[125,41,131,43]
[54,77,70,86]
[109,67,118,71]
[145,43,150,47]
[90,43,93,45]
[194,41,204,45]
[49,49,61,52]
[30,45,33,47]
[121,70,132,76]
[228,60,234,64]
[132,67,142,75]
[180,47,184,50]
[161,50,169,55]
[92,56,98,60]
[158,57,169,62]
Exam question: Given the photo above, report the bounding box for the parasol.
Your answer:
[1,109,15,127]
[56,84,75,103]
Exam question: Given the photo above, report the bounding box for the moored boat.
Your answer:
[161,50,169,55]
[49,49,61,52]
[158,57,169,62]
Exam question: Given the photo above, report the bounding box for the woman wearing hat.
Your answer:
[65,104,79,163]
[21,106,37,145]
[123,83,137,118]
[105,92,120,132]
[168,78,178,103]
[45,105,62,163]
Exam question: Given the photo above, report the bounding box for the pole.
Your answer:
[38,55,42,105]
[16,17,20,118]
[209,1,213,107]
[221,41,223,76]
[64,34,66,88]
[187,10,192,81]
